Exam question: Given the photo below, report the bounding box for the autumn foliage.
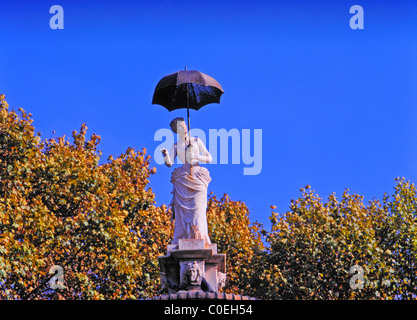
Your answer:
[206,193,264,295]
[1,94,417,300]
[0,94,171,299]
[248,182,417,300]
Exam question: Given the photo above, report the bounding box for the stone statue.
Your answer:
[161,117,212,245]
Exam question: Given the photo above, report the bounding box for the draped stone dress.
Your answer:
[170,139,211,245]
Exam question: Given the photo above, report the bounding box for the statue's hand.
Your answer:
[186,145,198,165]
[160,148,168,157]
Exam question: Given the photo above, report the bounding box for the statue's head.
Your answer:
[184,261,203,286]
[170,117,187,135]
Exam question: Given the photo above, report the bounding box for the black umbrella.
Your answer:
[152,68,224,146]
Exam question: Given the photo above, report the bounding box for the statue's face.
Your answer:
[189,268,198,282]
[176,121,187,136]
[185,262,200,284]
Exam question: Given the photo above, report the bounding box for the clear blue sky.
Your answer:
[1,0,417,228]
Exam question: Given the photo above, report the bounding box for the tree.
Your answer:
[206,193,264,294]
[0,94,172,299]
[250,180,417,300]
[379,178,417,299]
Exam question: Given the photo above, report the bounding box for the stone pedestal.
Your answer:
[159,239,226,294]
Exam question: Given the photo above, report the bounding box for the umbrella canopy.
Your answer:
[152,70,224,112]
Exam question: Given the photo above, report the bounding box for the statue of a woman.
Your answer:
[161,117,212,245]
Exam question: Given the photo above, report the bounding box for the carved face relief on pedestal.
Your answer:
[182,261,203,286]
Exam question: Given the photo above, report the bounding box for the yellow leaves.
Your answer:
[151,243,158,251]
[252,178,417,300]
[206,193,264,295]
[0,97,171,299]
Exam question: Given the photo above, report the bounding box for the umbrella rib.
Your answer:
[171,84,182,109]
[191,83,199,107]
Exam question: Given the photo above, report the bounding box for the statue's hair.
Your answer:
[169,117,185,133]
